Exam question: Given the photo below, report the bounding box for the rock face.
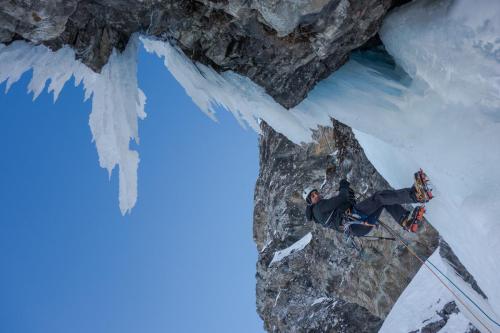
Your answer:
[0,0,403,108]
[254,120,440,332]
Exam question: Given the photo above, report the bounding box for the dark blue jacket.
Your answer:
[305,179,354,231]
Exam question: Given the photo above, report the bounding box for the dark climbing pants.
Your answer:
[348,188,417,237]
[355,188,416,223]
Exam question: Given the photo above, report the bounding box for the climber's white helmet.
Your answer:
[302,186,317,204]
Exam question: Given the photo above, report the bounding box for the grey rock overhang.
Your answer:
[0,0,408,109]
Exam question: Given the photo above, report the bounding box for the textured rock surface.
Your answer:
[0,0,403,108]
[254,120,440,332]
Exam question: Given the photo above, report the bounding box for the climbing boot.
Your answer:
[400,206,426,232]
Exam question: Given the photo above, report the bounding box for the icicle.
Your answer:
[0,34,146,215]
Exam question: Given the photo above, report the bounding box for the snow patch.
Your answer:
[269,232,312,265]
[311,297,332,306]
[441,313,477,333]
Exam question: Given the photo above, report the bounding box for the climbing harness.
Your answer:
[342,221,365,252]
[377,219,499,333]
[341,214,395,253]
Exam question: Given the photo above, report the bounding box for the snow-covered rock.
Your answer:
[269,232,312,265]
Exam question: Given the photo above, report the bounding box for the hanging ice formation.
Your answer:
[0,35,145,215]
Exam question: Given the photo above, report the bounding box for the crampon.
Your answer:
[414,169,434,203]
[401,205,426,233]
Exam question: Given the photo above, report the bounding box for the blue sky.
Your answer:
[0,45,264,333]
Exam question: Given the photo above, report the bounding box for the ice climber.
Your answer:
[303,170,433,237]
